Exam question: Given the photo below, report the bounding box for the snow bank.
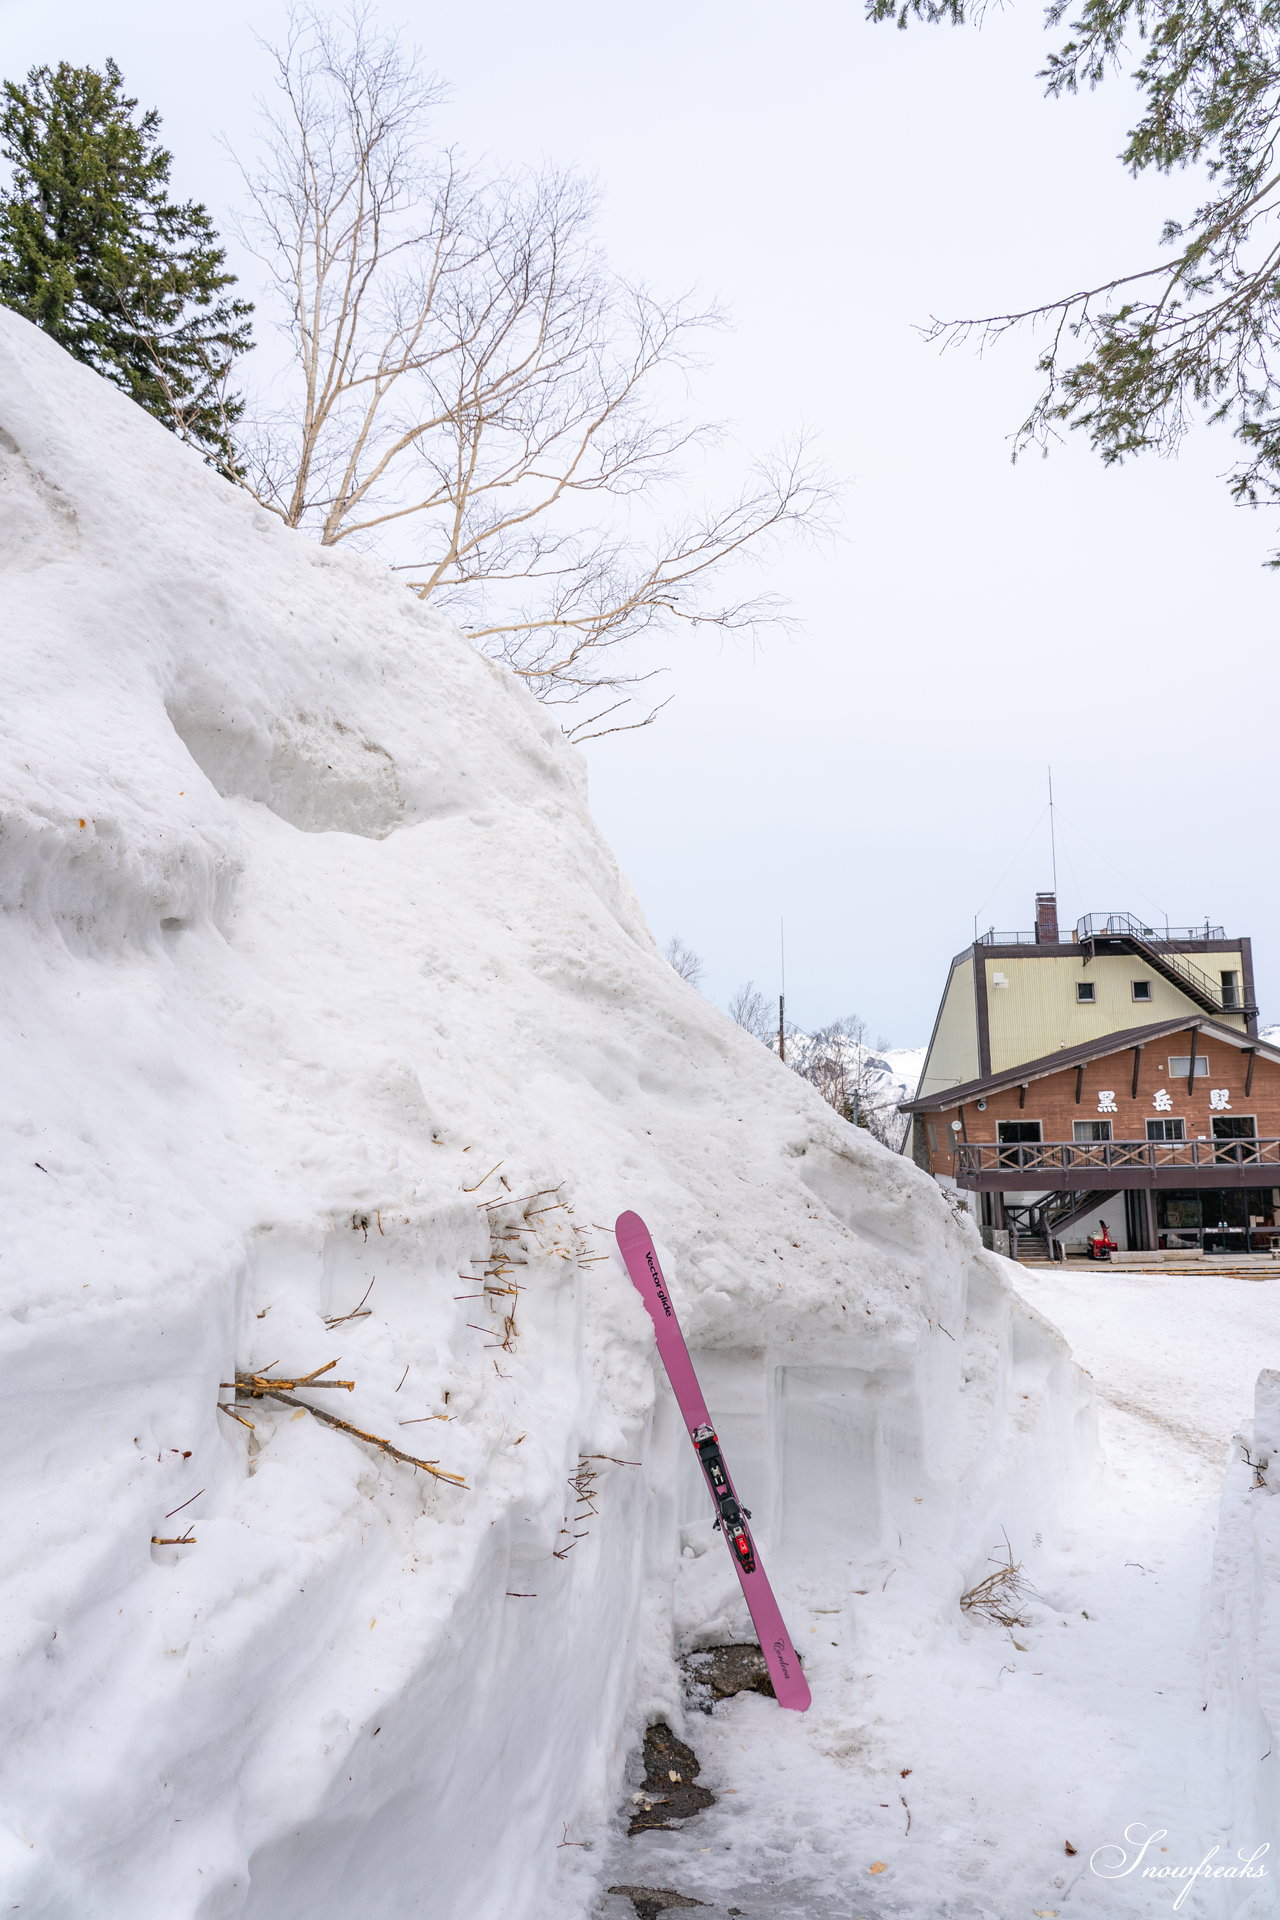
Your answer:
[1208,1368,1280,1916]
[0,310,1090,1919]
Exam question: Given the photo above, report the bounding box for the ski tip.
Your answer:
[614,1209,649,1246]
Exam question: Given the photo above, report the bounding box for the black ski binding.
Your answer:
[690,1423,756,1573]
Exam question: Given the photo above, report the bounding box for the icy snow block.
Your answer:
[1254,1369,1280,1476]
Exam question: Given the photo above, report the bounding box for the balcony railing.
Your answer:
[1074,913,1226,943]
[956,1138,1280,1177]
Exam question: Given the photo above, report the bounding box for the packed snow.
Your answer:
[0,311,1091,1918]
[1,307,1272,1920]
[595,1265,1280,1917]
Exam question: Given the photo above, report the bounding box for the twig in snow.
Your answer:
[151,1529,196,1545]
[556,1826,590,1848]
[250,1389,467,1485]
[217,1401,255,1430]
[900,1794,911,1835]
[961,1536,1030,1629]
[164,1488,204,1520]
[395,1365,409,1392]
[1241,1443,1270,1489]
[479,1185,563,1212]
[325,1279,376,1328]
[461,1160,503,1193]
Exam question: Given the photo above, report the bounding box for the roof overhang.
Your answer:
[900,1017,1278,1114]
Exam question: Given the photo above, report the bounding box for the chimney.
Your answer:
[1035,892,1059,944]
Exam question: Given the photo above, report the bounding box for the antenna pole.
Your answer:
[1048,766,1059,896]
[778,918,786,1064]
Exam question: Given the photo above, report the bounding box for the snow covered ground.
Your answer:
[0,313,1092,1919]
[596,1266,1280,1917]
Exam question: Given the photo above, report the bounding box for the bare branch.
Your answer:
[230,8,839,725]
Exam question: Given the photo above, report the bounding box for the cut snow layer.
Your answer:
[0,311,1088,1920]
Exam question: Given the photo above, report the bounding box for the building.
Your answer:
[899,895,1280,1258]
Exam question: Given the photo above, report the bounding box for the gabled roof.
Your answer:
[900,1016,1278,1114]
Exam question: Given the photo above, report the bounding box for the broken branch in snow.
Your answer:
[219,1361,467,1485]
[227,1359,354,1395]
[245,1388,468,1486]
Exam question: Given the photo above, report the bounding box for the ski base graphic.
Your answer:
[615,1210,811,1713]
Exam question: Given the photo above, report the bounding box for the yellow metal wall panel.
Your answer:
[919,957,978,1096]
[984,948,1247,1073]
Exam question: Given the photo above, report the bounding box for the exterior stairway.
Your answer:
[1005,1188,1118,1260]
[1077,913,1246,1016]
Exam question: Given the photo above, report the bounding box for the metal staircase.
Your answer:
[1076,913,1249,1016]
[1004,1189,1118,1260]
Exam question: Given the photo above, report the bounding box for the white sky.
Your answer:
[4,0,1276,1040]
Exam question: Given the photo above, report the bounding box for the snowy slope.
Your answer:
[0,311,1090,1920]
[880,1044,925,1102]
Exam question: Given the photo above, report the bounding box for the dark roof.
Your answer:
[900,1016,1276,1113]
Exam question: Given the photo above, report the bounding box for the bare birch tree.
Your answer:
[728,979,775,1043]
[664,936,705,988]
[232,7,834,735]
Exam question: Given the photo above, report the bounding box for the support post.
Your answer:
[1187,1026,1198,1097]
[778,994,785,1065]
[1246,1048,1257,1096]
[1075,1065,1084,1105]
[1132,1045,1143,1100]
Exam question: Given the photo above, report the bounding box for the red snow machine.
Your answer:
[1086,1220,1117,1262]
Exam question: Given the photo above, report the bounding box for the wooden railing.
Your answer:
[956,1138,1280,1177]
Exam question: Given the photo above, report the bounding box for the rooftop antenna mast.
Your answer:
[778,919,786,1064]
[1048,766,1059,898]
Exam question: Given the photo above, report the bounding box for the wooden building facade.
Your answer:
[900,897,1278,1256]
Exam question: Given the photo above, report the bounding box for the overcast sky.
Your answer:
[5,0,1276,1042]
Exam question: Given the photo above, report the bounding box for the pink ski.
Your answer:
[615,1210,811,1713]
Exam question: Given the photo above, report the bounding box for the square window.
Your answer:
[997,1121,1042,1143]
[1147,1118,1186,1141]
[1074,1120,1112,1142]
[1076,981,1096,1003]
[1169,1056,1209,1077]
[1132,980,1152,1001]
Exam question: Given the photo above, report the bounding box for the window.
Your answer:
[998,1121,1043,1143]
[1147,1117,1186,1141]
[1074,1120,1113,1142]
[1221,970,1240,1008]
[1214,1115,1259,1163]
[1168,1055,1209,1077]
[1132,980,1152,1001]
[1076,981,1096,1003]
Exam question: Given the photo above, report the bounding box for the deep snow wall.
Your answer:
[0,312,1092,1919]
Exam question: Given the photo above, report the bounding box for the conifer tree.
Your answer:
[0,58,252,469]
